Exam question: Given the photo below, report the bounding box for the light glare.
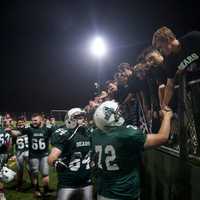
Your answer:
[90,37,107,58]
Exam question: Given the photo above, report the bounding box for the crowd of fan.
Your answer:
[84,25,200,146]
[85,39,168,133]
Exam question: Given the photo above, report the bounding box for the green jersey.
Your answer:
[24,125,54,158]
[92,125,146,200]
[51,126,92,188]
[0,128,11,154]
[16,133,29,153]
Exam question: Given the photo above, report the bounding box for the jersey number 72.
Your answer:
[95,145,119,171]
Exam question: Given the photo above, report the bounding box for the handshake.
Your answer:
[159,105,173,119]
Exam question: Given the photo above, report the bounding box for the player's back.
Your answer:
[92,125,146,200]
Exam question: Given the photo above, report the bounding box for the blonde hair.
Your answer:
[152,26,176,48]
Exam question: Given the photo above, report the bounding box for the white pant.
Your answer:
[57,185,93,200]
[97,195,140,200]
[29,156,49,177]
[16,151,29,173]
[97,195,116,200]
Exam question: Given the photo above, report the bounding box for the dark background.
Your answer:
[0,0,199,111]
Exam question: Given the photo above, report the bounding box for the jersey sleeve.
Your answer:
[51,128,69,152]
[125,126,147,152]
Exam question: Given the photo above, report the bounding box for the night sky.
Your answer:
[0,0,199,112]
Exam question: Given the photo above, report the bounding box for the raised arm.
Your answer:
[144,109,173,149]
[5,127,22,138]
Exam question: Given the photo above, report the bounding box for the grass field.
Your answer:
[5,162,58,200]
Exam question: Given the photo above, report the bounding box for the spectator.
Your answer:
[152,26,200,138]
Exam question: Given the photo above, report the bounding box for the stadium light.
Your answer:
[90,36,107,58]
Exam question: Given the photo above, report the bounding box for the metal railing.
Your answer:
[139,74,200,162]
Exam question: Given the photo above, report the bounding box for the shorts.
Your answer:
[29,156,49,177]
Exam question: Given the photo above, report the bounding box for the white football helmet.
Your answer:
[93,100,125,131]
[65,108,86,129]
[0,166,16,183]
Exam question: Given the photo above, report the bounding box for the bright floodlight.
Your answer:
[90,37,107,58]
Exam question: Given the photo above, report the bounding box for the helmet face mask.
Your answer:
[65,108,86,129]
[93,101,125,132]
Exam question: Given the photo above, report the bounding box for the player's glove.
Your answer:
[53,159,68,172]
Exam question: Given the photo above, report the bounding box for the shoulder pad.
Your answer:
[55,128,69,136]
[51,128,70,145]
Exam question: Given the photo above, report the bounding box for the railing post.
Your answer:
[178,74,188,159]
[177,73,190,200]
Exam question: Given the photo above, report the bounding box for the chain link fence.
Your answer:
[140,75,200,160]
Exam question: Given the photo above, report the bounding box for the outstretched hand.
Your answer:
[159,106,173,119]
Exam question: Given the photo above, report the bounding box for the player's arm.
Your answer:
[48,147,62,166]
[162,78,174,108]
[8,126,28,138]
[9,129,22,138]
[144,109,173,149]
[49,128,69,171]
[48,147,69,171]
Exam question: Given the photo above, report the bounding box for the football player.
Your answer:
[3,114,14,129]
[48,108,93,200]
[0,115,12,200]
[92,100,173,200]
[49,115,57,128]
[23,113,55,197]
[10,116,30,191]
